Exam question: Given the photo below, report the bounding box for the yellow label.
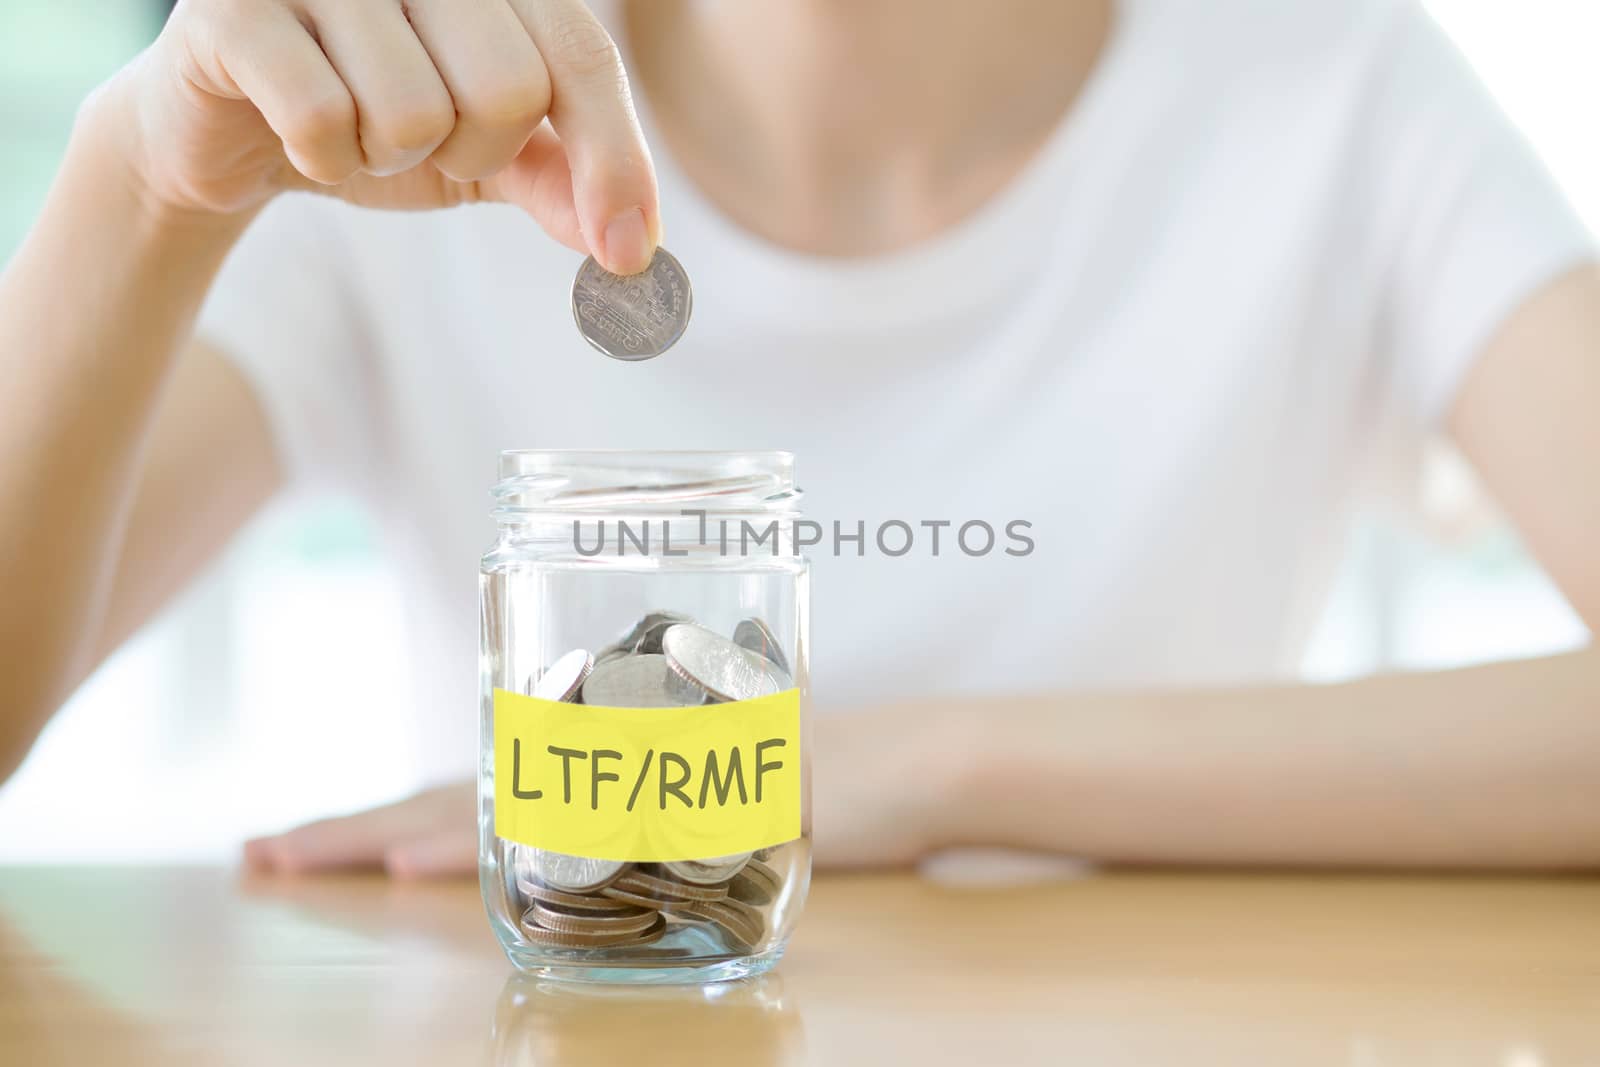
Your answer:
[493,687,802,862]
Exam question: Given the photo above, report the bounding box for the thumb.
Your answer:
[485,125,595,260]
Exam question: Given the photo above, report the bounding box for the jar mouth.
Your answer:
[494,450,801,518]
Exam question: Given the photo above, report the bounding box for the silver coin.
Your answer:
[661,623,792,703]
[595,611,694,662]
[594,643,632,666]
[580,653,707,708]
[571,248,692,361]
[524,848,626,893]
[731,618,790,675]
[526,648,593,702]
[663,854,752,885]
[634,616,686,655]
[625,611,694,653]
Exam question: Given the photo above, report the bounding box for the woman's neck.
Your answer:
[625,0,1114,257]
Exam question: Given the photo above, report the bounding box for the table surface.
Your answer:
[0,864,1595,1066]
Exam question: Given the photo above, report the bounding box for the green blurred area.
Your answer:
[0,1,160,255]
[0,0,376,563]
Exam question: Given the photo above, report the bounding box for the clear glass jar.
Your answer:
[479,450,811,984]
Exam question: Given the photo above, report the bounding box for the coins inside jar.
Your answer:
[579,653,706,708]
[664,854,751,886]
[664,896,766,950]
[527,648,593,702]
[661,623,792,702]
[520,848,626,893]
[520,907,668,949]
[508,612,800,954]
[732,617,790,675]
[513,851,798,954]
[726,859,783,906]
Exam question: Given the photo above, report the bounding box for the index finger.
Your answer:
[510,0,661,274]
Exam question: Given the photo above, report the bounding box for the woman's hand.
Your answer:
[245,781,479,878]
[102,0,659,272]
[809,704,959,868]
[244,707,962,878]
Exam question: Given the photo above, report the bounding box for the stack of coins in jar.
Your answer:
[506,614,801,956]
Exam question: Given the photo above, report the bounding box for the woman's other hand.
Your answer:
[245,781,478,879]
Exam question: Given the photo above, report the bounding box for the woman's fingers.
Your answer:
[243,814,389,874]
[305,0,456,177]
[405,0,553,183]
[244,783,473,875]
[509,0,661,273]
[186,0,655,263]
[192,3,362,186]
[383,828,478,880]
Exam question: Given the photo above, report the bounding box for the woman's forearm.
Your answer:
[0,88,251,777]
[934,647,1600,869]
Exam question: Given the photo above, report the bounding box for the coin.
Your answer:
[518,878,642,912]
[726,859,782,905]
[525,849,626,893]
[526,901,659,936]
[604,868,730,904]
[521,912,667,948]
[667,897,765,949]
[662,623,792,702]
[597,611,694,661]
[580,653,706,707]
[571,248,692,361]
[634,615,688,655]
[732,618,790,674]
[710,897,767,946]
[594,884,672,912]
[527,648,593,702]
[664,854,751,886]
[637,609,694,632]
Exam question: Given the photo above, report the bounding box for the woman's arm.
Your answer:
[836,265,1600,871]
[827,648,1600,870]
[252,641,1600,876]
[0,0,659,782]
[829,264,1600,871]
[1449,264,1600,632]
[0,107,261,781]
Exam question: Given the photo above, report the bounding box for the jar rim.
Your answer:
[499,449,794,462]
[493,450,801,519]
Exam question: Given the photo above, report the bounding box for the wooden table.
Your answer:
[0,866,1594,1065]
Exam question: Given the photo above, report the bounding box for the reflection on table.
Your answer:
[0,860,1594,1065]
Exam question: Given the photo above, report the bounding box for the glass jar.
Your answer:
[479,450,811,984]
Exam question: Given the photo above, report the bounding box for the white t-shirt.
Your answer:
[197,0,1593,782]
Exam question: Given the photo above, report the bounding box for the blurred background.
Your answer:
[0,0,1592,860]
